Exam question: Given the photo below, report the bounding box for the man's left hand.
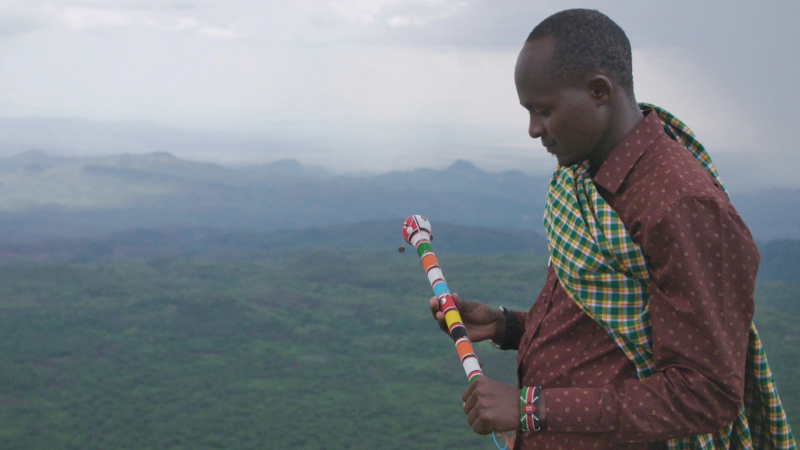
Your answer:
[462,376,521,435]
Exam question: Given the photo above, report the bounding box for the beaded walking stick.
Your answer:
[402,215,483,381]
[401,215,513,450]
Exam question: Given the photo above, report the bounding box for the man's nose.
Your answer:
[528,115,544,139]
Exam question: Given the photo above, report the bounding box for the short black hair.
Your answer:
[527,9,634,96]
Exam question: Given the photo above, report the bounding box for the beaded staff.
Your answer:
[402,215,514,450]
[401,215,483,382]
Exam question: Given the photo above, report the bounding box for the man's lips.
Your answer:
[543,142,557,153]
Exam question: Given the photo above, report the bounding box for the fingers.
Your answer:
[463,379,481,430]
[467,409,492,435]
[463,389,477,414]
[467,404,478,426]
[462,377,520,435]
[452,292,464,309]
[429,296,439,318]
[453,292,481,317]
[429,295,448,333]
[431,292,487,336]
[462,376,481,402]
[454,292,479,312]
[464,381,493,435]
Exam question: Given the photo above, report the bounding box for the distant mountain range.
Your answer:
[0,150,798,243]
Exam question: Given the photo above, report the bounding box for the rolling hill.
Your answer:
[1,150,798,244]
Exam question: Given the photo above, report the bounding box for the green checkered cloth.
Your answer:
[543,103,795,449]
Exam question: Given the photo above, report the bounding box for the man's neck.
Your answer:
[589,100,644,173]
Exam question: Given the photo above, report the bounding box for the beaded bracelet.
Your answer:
[520,386,542,432]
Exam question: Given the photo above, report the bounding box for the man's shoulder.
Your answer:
[609,133,737,235]
[627,135,730,211]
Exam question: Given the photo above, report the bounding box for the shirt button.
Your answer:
[540,295,547,303]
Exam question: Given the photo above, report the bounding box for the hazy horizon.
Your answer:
[1,1,798,189]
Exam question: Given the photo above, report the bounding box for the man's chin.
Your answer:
[555,156,578,167]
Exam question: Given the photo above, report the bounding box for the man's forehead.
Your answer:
[519,36,556,61]
[515,37,558,93]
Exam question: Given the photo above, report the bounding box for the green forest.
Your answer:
[0,248,796,449]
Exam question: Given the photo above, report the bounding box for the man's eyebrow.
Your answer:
[522,101,547,111]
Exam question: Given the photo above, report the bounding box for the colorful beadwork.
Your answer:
[519,386,541,432]
[402,215,483,382]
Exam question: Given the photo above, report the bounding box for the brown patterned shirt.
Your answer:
[511,111,757,449]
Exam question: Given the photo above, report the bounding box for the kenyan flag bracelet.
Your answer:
[520,386,542,432]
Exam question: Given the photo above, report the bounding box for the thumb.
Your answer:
[452,292,468,310]
[451,294,476,312]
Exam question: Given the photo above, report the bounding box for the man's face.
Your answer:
[514,37,607,167]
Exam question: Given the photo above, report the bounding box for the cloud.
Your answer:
[2,3,243,41]
[171,17,200,31]
[292,0,477,44]
[199,26,241,40]
[0,15,40,39]
[60,7,133,30]
[0,0,796,184]
[387,15,426,27]
[632,47,757,153]
[386,2,466,28]
[328,0,395,24]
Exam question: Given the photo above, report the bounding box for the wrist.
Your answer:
[520,386,543,432]
[492,307,507,344]
[491,306,520,350]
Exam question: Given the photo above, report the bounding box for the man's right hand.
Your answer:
[429,293,505,343]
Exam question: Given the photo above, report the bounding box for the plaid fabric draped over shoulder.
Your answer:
[543,103,795,449]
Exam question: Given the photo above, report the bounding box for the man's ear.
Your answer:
[588,75,613,106]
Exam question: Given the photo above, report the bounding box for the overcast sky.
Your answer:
[0,1,798,188]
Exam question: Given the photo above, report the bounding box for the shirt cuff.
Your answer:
[544,387,619,434]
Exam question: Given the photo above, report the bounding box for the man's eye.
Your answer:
[533,109,549,117]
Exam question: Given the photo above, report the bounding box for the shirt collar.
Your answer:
[592,109,666,194]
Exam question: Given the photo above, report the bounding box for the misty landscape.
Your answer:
[4,148,800,243]
[0,148,797,448]
[1,0,799,448]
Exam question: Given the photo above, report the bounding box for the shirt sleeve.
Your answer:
[541,196,757,442]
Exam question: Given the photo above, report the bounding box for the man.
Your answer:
[430,9,794,449]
